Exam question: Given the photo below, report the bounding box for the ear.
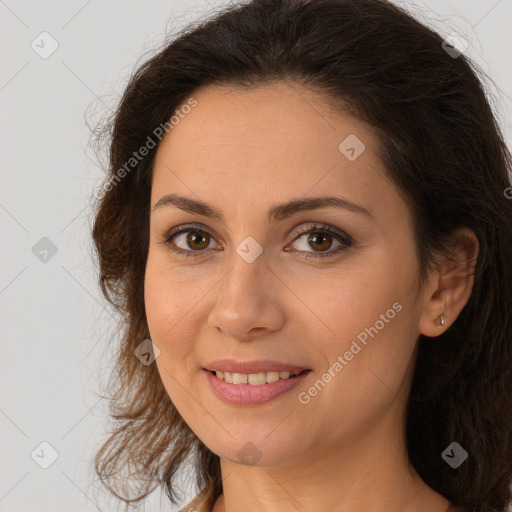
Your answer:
[418,227,479,337]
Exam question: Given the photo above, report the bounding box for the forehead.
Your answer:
[150,82,402,225]
[156,81,381,161]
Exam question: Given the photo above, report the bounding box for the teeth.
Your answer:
[265,371,281,383]
[214,370,300,385]
[232,372,247,385]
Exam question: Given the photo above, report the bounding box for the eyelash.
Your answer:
[160,223,353,260]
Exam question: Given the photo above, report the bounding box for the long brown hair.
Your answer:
[90,1,512,510]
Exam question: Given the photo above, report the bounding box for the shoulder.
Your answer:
[178,488,215,512]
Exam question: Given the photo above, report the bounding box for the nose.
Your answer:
[207,250,285,342]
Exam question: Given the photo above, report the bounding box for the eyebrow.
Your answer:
[152,193,374,223]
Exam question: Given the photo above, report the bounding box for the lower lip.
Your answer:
[204,369,311,406]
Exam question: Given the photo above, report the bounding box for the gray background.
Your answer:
[1,1,511,511]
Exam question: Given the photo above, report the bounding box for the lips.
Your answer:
[203,359,309,374]
[204,367,312,405]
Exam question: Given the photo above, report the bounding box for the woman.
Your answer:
[90,0,512,511]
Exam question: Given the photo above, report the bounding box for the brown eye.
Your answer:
[163,225,219,258]
[305,232,334,251]
[183,230,210,250]
[161,222,353,260]
[289,223,353,259]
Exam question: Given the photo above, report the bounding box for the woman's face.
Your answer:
[145,81,427,467]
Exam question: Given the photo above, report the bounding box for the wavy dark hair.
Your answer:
[89,0,512,510]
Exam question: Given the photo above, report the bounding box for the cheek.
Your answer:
[144,254,193,376]
[294,249,414,343]
[144,248,220,388]
[144,257,201,416]
[296,245,420,403]
[144,248,204,340]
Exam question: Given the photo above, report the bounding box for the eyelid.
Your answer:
[162,223,219,245]
[160,221,353,259]
[291,223,353,245]
[163,222,351,242]
[161,223,222,255]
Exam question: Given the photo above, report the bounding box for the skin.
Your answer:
[144,81,479,512]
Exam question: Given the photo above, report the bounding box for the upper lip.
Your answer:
[204,359,310,374]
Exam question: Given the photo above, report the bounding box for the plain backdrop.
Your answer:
[1,1,511,511]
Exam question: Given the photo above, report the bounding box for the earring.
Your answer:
[439,314,446,326]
